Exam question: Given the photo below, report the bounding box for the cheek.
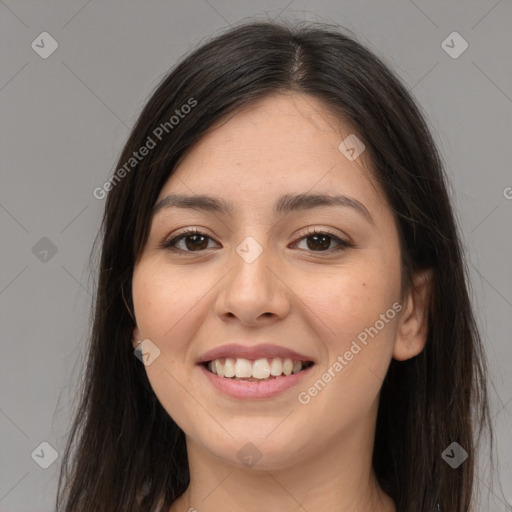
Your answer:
[132,262,204,431]
[301,259,400,349]
[132,262,202,346]
[294,257,400,412]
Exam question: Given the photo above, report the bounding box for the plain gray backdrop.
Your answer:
[1,1,511,511]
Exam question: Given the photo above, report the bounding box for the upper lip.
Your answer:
[196,343,315,364]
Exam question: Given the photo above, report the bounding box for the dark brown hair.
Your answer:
[55,19,497,512]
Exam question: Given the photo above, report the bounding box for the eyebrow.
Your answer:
[152,193,374,224]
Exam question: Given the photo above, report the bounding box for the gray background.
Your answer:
[1,1,511,510]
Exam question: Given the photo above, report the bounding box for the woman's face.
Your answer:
[132,92,422,470]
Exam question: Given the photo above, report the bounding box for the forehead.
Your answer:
[157,92,386,215]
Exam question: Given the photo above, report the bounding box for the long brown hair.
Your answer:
[55,19,497,512]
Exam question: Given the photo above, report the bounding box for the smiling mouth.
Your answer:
[203,357,314,381]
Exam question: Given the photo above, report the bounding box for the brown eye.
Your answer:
[161,228,354,255]
[303,233,332,251]
[294,229,354,253]
[181,233,209,251]
[161,229,217,253]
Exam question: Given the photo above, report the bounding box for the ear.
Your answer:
[393,269,433,361]
[132,326,142,350]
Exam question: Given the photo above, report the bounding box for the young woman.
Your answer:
[55,19,496,512]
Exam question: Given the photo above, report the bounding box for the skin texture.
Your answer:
[131,92,432,512]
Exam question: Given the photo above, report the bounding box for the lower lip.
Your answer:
[199,363,314,399]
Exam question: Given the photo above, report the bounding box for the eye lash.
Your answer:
[297,228,355,252]
[159,228,205,252]
[160,228,355,254]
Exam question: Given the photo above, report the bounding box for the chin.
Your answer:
[204,432,311,472]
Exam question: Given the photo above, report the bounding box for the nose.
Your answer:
[213,240,291,326]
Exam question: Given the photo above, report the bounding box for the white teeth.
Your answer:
[223,357,236,378]
[214,359,224,377]
[235,358,253,378]
[270,358,283,376]
[252,358,271,379]
[282,358,293,376]
[206,357,309,379]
